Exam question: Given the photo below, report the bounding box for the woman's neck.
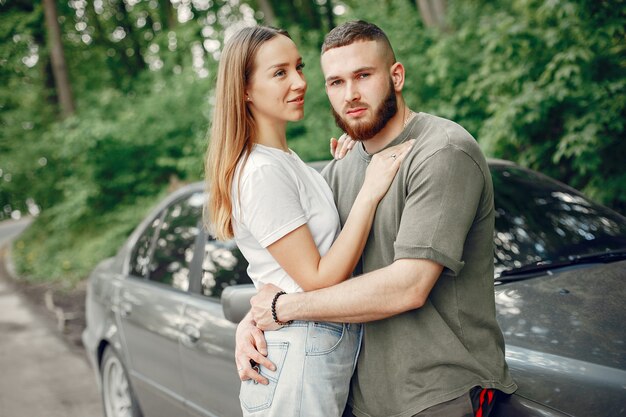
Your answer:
[253,119,288,151]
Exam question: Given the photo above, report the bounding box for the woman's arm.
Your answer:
[266,140,413,291]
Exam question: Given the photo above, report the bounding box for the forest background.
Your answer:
[1,0,625,286]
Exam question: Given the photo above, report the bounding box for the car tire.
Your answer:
[100,345,143,417]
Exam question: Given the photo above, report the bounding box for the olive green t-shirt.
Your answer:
[323,113,517,417]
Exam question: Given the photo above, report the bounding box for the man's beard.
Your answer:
[332,78,398,141]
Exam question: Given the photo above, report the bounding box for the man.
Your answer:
[237,20,516,417]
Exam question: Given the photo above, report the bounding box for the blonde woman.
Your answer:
[205,26,412,417]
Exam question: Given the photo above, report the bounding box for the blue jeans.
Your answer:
[240,321,362,417]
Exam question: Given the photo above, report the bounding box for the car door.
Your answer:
[118,191,204,417]
[179,230,253,417]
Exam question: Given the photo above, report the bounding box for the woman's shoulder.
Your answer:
[237,146,291,182]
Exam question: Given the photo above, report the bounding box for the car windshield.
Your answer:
[491,164,626,278]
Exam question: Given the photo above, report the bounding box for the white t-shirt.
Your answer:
[231,144,340,293]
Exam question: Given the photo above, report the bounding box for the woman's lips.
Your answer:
[288,96,304,105]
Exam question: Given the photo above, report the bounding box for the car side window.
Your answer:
[147,192,204,291]
[129,215,163,279]
[201,235,252,299]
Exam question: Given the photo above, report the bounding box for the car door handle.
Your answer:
[181,324,200,346]
[119,301,132,318]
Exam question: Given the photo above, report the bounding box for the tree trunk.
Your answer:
[300,0,322,30]
[160,0,176,30]
[42,0,75,117]
[325,0,335,30]
[31,17,57,106]
[283,1,301,27]
[416,0,447,30]
[257,0,276,26]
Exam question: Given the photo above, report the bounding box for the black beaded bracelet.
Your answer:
[271,291,292,326]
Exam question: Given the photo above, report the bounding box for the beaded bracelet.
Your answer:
[271,291,292,326]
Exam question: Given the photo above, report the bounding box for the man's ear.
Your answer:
[390,62,405,92]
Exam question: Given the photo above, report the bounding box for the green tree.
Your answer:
[2,0,624,286]
[419,0,626,212]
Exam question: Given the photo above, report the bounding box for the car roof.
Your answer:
[175,158,517,197]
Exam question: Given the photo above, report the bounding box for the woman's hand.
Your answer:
[234,312,275,384]
[330,133,357,160]
[362,140,415,202]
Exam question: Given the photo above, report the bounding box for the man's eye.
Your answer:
[329,80,342,87]
[358,73,370,79]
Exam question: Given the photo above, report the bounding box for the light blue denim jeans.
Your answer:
[240,321,362,417]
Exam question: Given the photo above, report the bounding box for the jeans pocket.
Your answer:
[305,322,345,356]
[239,341,289,413]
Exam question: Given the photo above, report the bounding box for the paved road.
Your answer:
[0,217,32,247]
[0,219,103,417]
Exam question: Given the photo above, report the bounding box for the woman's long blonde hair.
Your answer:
[205,26,290,240]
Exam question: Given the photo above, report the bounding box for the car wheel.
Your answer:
[100,345,143,417]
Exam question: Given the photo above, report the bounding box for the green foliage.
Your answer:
[1,0,227,284]
[2,0,625,286]
[12,194,162,286]
[8,70,212,283]
[416,0,626,211]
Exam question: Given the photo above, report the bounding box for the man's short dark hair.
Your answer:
[321,20,396,63]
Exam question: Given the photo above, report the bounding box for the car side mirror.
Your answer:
[221,284,256,323]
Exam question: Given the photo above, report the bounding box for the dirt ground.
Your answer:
[2,250,87,349]
[0,246,103,417]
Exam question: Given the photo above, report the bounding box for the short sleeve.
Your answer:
[237,163,307,247]
[394,146,485,275]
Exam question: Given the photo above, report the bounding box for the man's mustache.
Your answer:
[344,103,369,111]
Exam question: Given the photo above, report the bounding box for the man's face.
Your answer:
[321,40,398,141]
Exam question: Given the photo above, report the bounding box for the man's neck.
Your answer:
[362,101,410,154]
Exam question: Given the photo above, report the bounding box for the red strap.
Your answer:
[475,389,487,417]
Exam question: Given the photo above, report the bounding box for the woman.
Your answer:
[205,26,412,417]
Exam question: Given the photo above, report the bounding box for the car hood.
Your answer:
[495,260,626,416]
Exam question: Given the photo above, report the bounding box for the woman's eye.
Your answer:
[274,69,286,77]
[297,63,305,71]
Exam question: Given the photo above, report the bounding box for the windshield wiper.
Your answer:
[498,249,626,281]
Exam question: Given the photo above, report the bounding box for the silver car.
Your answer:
[82,160,626,417]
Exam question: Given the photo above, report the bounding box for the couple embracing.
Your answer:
[206,20,516,417]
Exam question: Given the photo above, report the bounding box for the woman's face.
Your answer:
[246,35,307,125]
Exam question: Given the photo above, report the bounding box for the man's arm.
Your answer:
[250,258,443,329]
[236,259,441,382]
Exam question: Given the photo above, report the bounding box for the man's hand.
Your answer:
[250,283,285,331]
[235,313,275,384]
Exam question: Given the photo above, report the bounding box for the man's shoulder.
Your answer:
[322,150,362,180]
[414,113,477,147]
[411,113,485,166]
